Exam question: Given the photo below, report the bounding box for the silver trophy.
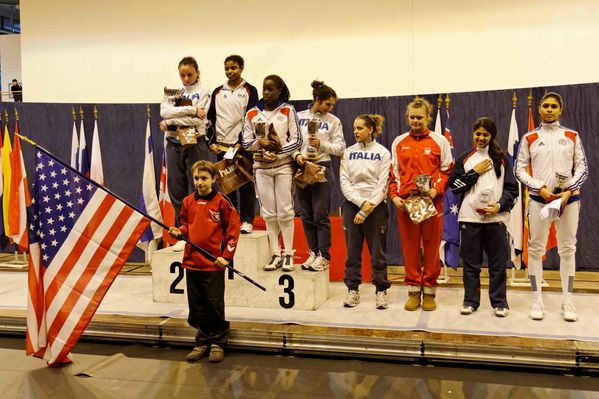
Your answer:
[553,171,570,194]
[414,174,431,193]
[306,119,319,161]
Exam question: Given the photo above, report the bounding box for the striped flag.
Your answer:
[139,119,163,243]
[26,148,150,366]
[78,119,90,176]
[1,124,11,235]
[159,137,176,246]
[0,127,4,238]
[8,132,31,250]
[90,119,104,185]
[440,110,459,269]
[507,107,524,268]
[70,119,79,169]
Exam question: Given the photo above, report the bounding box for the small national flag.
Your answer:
[507,107,524,268]
[8,132,31,249]
[1,124,12,234]
[90,118,104,185]
[78,119,90,176]
[139,119,163,243]
[70,119,79,170]
[25,148,150,366]
[440,110,459,269]
[159,137,176,246]
[0,127,4,237]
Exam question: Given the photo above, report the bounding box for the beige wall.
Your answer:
[0,34,22,101]
[19,0,599,103]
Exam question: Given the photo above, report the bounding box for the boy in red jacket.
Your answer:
[169,160,240,363]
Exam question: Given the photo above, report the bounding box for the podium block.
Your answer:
[151,231,329,310]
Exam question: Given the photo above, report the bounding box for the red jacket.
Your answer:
[178,190,240,271]
[389,129,453,206]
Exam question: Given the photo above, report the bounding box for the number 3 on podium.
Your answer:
[278,275,295,309]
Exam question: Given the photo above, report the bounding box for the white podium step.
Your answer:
[151,231,329,311]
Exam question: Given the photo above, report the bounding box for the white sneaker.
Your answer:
[240,222,253,234]
[529,298,544,320]
[343,290,360,307]
[493,307,509,318]
[282,254,295,272]
[172,240,186,252]
[264,254,282,271]
[301,252,317,270]
[460,305,475,315]
[561,301,578,322]
[309,256,330,272]
[375,290,389,309]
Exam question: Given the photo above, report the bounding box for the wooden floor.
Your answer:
[2,252,597,293]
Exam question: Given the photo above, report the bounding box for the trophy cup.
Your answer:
[306,119,319,161]
[553,171,570,194]
[254,121,267,161]
[414,174,431,193]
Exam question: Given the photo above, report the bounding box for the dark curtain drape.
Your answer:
[3,82,597,269]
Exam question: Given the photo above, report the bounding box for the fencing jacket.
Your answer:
[448,147,518,224]
[389,129,453,199]
[340,140,391,208]
[207,80,259,146]
[515,122,587,203]
[242,100,302,169]
[178,190,240,271]
[160,80,211,140]
[292,108,345,164]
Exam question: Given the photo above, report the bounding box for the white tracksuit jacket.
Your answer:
[292,108,345,163]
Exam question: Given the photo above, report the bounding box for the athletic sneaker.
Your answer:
[460,305,475,315]
[301,252,317,270]
[375,290,389,310]
[561,301,578,322]
[186,345,209,361]
[493,307,509,317]
[309,256,330,272]
[529,298,544,320]
[172,240,186,252]
[264,254,282,271]
[240,222,253,234]
[208,344,224,363]
[282,254,295,272]
[343,290,360,307]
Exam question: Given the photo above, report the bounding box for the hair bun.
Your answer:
[311,80,324,89]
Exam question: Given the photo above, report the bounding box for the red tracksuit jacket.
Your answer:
[178,190,240,271]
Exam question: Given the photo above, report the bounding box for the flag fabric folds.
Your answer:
[159,137,176,246]
[26,148,150,366]
[1,124,12,234]
[70,119,79,169]
[506,108,524,268]
[8,132,31,249]
[139,119,163,243]
[78,119,90,176]
[90,119,104,185]
[440,111,459,270]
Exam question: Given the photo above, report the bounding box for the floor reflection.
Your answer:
[1,338,598,399]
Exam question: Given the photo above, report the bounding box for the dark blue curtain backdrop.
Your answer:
[2,82,597,269]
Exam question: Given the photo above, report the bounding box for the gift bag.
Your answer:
[403,195,438,224]
[293,161,326,189]
[214,158,252,195]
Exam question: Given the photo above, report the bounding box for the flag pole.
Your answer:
[18,134,266,291]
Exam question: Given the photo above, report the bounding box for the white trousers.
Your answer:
[527,199,580,300]
[255,164,295,255]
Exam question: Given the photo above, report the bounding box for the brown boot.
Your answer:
[422,294,437,311]
[404,291,421,311]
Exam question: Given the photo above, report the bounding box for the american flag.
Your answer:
[26,148,150,366]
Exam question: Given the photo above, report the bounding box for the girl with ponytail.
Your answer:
[339,114,391,309]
